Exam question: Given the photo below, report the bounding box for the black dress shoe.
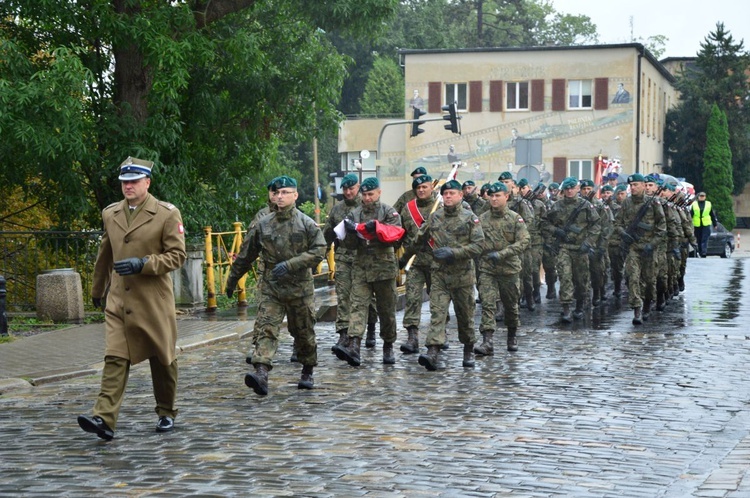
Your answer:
[155,416,174,433]
[77,415,114,440]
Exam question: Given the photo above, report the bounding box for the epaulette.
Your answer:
[104,202,119,211]
[158,201,176,210]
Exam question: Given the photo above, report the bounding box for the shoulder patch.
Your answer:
[158,201,176,210]
[518,217,525,223]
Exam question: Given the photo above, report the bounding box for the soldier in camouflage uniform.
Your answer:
[603,184,625,298]
[499,172,536,311]
[413,180,484,371]
[542,177,601,323]
[333,177,404,367]
[393,166,429,215]
[226,176,326,395]
[322,174,378,355]
[658,183,684,307]
[614,174,666,325]
[675,190,697,293]
[475,182,530,354]
[480,183,492,201]
[462,180,488,215]
[541,182,560,299]
[645,175,679,312]
[398,174,435,354]
[580,179,613,307]
[519,180,547,304]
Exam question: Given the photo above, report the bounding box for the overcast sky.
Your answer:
[551,0,750,58]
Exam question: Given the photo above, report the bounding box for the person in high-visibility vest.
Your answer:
[691,192,718,257]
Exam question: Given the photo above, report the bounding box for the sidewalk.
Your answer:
[0,317,254,389]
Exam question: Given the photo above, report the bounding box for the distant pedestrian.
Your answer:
[691,192,718,257]
[78,157,187,440]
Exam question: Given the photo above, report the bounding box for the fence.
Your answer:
[0,230,103,312]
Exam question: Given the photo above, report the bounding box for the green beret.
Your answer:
[561,177,578,190]
[615,184,628,193]
[412,174,432,189]
[266,177,280,190]
[411,166,427,176]
[360,177,380,192]
[601,185,614,193]
[480,183,492,194]
[644,174,658,183]
[498,171,513,181]
[664,182,676,192]
[628,173,646,183]
[517,178,529,188]
[549,182,560,190]
[340,173,359,189]
[462,180,475,188]
[271,176,297,190]
[580,179,594,188]
[487,182,508,194]
[440,179,462,194]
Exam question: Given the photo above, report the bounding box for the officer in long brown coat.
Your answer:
[78,157,186,440]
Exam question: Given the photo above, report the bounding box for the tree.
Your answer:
[359,55,405,116]
[703,104,735,229]
[0,0,398,231]
[665,23,750,196]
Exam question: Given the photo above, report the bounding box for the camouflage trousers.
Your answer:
[349,273,397,343]
[252,291,317,369]
[334,258,378,333]
[624,247,657,309]
[667,250,679,293]
[608,244,624,289]
[679,246,688,278]
[555,246,590,304]
[655,247,668,293]
[426,272,476,347]
[542,245,558,285]
[589,248,608,291]
[521,250,534,296]
[403,263,431,329]
[478,271,521,331]
[530,243,543,292]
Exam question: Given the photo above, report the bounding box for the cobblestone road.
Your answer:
[1,257,749,497]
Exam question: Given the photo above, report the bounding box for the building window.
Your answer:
[569,159,593,179]
[568,80,592,109]
[445,83,467,111]
[506,81,529,110]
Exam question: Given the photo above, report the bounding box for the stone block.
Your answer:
[36,269,84,323]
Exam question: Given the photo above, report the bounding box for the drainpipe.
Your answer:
[635,47,643,173]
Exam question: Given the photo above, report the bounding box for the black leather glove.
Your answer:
[621,232,635,245]
[487,251,501,263]
[398,256,409,269]
[433,247,455,263]
[642,243,654,256]
[344,219,358,233]
[579,241,594,255]
[554,228,567,241]
[113,257,147,276]
[272,261,289,278]
[92,297,103,309]
[364,220,377,233]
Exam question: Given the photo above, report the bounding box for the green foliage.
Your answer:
[703,104,735,229]
[665,23,750,196]
[359,55,405,115]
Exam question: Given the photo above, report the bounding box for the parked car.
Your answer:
[706,223,735,258]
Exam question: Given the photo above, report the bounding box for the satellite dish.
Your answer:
[360,149,370,159]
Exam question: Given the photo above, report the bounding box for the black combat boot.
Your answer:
[418,345,441,371]
[525,291,536,311]
[642,300,652,321]
[507,327,518,352]
[592,288,601,307]
[572,300,584,320]
[533,284,542,304]
[678,277,685,292]
[600,286,608,302]
[400,326,419,354]
[632,307,643,325]
[383,342,396,364]
[340,336,362,367]
[473,330,494,356]
[298,365,314,390]
[613,280,622,298]
[365,322,376,348]
[656,293,666,311]
[244,364,270,396]
[546,277,557,299]
[331,328,349,353]
[462,343,475,368]
[561,304,573,323]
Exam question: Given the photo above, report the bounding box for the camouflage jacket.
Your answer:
[478,207,530,275]
[464,192,489,216]
[542,196,601,250]
[323,196,360,263]
[346,200,402,282]
[400,196,436,269]
[614,193,666,250]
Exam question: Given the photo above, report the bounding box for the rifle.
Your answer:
[548,188,597,256]
[620,186,665,254]
[403,161,462,272]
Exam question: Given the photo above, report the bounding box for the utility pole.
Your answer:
[313,137,320,224]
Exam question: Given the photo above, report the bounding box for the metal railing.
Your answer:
[0,230,103,311]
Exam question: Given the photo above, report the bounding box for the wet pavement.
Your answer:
[1,256,750,497]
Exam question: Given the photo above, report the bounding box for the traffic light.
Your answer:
[442,102,459,134]
[410,108,426,137]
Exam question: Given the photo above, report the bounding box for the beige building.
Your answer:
[339,43,678,206]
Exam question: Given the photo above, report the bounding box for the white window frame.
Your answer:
[568,79,592,109]
[506,81,529,111]
[445,83,467,111]
[569,159,593,180]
